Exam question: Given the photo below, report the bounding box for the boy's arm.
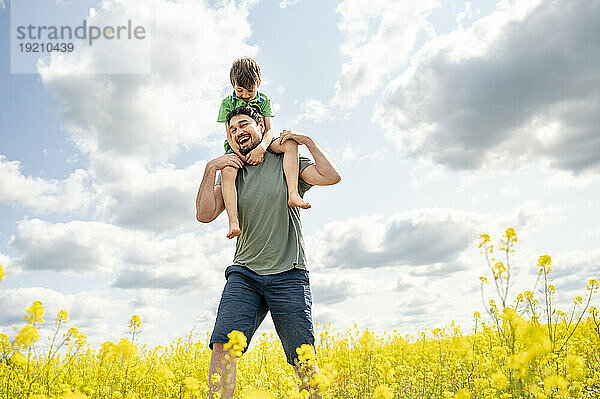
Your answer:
[196,153,244,222]
[246,116,273,165]
[280,130,341,186]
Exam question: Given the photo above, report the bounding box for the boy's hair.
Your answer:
[230,58,261,90]
[226,104,264,127]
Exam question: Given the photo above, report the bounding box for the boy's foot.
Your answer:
[288,194,311,209]
[226,222,241,239]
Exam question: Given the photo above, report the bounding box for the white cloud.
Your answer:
[8,219,232,294]
[279,0,301,9]
[310,271,372,305]
[307,203,563,274]
[0,286,191,348]
[293,98,331,124]
[548,249,600,293]
[0,155,92,213]
[92,156,208,232]
[9,219,126,273]
[342,146,357,161]
[543,168,599,190]
[38,0,258,163]
[341,145,384,162]
[308,209,481,270]
[376,0,600,173]
[0,253,15,276]
[0,287,124,346]
[332,0,440,107]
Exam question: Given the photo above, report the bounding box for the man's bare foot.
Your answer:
[226,222,241,239]
[288,194,311,209]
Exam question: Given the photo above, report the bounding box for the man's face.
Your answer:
[227,114,264,156]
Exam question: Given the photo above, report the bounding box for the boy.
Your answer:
[217,58,310,239]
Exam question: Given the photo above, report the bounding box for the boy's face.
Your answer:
[227,114,264,156]
[233,83,258,102]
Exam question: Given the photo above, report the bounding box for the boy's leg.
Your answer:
[269,140,311,209]
[221,166,241,239]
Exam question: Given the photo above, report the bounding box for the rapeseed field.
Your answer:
[1,229,599,398]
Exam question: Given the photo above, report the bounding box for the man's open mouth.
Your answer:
[237,134,251,146]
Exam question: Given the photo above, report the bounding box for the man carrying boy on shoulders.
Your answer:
[196,104,341,398]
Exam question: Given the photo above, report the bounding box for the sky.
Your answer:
[1,0,599,350]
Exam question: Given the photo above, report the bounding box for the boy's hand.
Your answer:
[279,130,313,146]
[245,144,267,165]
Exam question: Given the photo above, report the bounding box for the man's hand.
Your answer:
[208,153,245,171]
[278,130,313,146]
[245,144,267,165]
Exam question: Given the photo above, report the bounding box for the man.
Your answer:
[196,104,341,398]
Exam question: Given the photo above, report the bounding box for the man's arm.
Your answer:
[196,154,244,223]
[279,130,341,186]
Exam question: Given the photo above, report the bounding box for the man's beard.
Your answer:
[238,139,260,156]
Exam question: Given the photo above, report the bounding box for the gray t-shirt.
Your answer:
[216,151,314,275]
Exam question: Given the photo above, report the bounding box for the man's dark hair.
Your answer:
[230,58,261,90]
[226,104,264,127]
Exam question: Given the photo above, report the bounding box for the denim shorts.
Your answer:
[210,265,315,366]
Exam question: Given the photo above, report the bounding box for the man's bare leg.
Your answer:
[270,140,311,209]
[221,166,241,239]
[209,343,237,398]
[294,364,321,399]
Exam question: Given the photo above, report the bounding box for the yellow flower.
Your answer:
[310,371,331,391]
[493,262,506,279]
[359,330,377,349]
[99,341,116,358]
[210,372,221,385]
[10,351,29,365]
[114,338,138,361]
[24,300,45,324]
[491,370,508,389]
[156,365,174,381]
[479,234,490,248]
[56,310,69,324]
[129,315,142,330]
[0,333,10,353]
[479,276,488,284]
[296,344,316,364]
[58,392,89,399]
[243,389,272,398]
[0,264,6,282]
[537,255,552,272]
[505,227,517,243]
[543,375,568,396]
[14,324,40,350]
[455,389,471,399]
[223,330,247,358]
[75,333,87,348]
[183,377,200,394]
[373,384,393,399]
[286,390,309,399]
